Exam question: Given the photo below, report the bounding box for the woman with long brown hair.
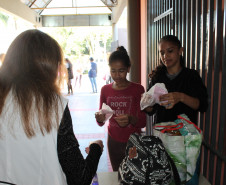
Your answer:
[0,30,103,185]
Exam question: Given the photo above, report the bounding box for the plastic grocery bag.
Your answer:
[98,103,114,123]
[153,114,202,183]
[140,83,168,110]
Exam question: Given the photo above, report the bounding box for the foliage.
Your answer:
[0,12,9,26]
[42,27,112,63]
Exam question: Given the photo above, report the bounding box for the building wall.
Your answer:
[140,0,147,89]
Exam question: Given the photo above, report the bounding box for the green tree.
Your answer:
[0,12,9,26]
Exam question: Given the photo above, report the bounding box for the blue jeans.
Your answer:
[89,77,97,93]
[185,153,201,185]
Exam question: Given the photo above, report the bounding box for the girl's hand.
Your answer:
[95,112,106,123]
[114,114,130,127]
[114,114,137,127]
[159,92,183,109]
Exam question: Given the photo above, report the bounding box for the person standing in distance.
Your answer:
[65,58,74,95]
[88,57,98,93]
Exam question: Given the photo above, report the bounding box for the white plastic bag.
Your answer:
[98,103,114,122]
[140,83,168,110]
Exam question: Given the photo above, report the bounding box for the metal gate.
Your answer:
[147,0,226,184]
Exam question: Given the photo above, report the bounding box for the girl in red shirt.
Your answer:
[95,46,146,171]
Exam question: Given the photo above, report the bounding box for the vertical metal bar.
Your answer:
[224,163,226,185]
[166,0,169,35]
[147,0,151,80]
[166,0,168,35]
[150,0,154,73]
[218,0,226,158]
[213,0,225,184]
[210,0,224,182]
[201,0,208,85]
[169,0,172,34]
[153,0,156,71]
[195,0,201,72]
[163,0,166,36]
[205,0,215,181]
[200,0,208,175]
[175,0,178,36]
[182,0,186,61]
[223,0,226,162]
[186,0,191,68]
[161,0,163,38]
[178,0,182,41]
[172,0,175,35]
[156,0,159,67]
[200,0,207,132]
[190,0,196,70]
[221,163,225,185]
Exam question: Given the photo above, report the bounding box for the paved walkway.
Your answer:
[62,74,112,172]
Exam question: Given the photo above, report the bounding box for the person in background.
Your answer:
[88,57,97,93]
[95,46,146,171]
[145,35,208,185]
[65,58,74,95]
[74,61,83,88]
[0,29,103,185]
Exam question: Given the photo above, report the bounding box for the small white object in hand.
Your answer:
[98,103,114,123]
[140,83,168,110]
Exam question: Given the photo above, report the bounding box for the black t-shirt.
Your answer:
[148,67,208,124]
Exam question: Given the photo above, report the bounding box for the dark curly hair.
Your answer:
[149,35,184,82]
[109,46,131,68]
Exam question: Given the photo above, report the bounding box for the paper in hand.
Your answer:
[140,83,168,110]
[99,103,114,122]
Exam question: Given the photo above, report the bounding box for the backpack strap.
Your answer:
[134,135,151,184]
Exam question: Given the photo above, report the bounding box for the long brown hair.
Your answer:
[0,29,64,137]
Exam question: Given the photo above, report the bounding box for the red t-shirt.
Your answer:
[98,82,146,143]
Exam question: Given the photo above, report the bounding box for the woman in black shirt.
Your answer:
[145,35,208,185]
[145,35,208,124]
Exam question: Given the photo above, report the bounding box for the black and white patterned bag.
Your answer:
[118,133,180,185]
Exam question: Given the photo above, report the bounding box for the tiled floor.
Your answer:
[62,75,112,172]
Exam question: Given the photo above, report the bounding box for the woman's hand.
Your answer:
[114,114,137,127]
[160,92,200,110]
[159,92,183,109]
[95,112,106,123]
[86,140,104,153]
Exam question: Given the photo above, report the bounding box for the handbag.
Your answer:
[153,114,202,183]
[118,133,181,185]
